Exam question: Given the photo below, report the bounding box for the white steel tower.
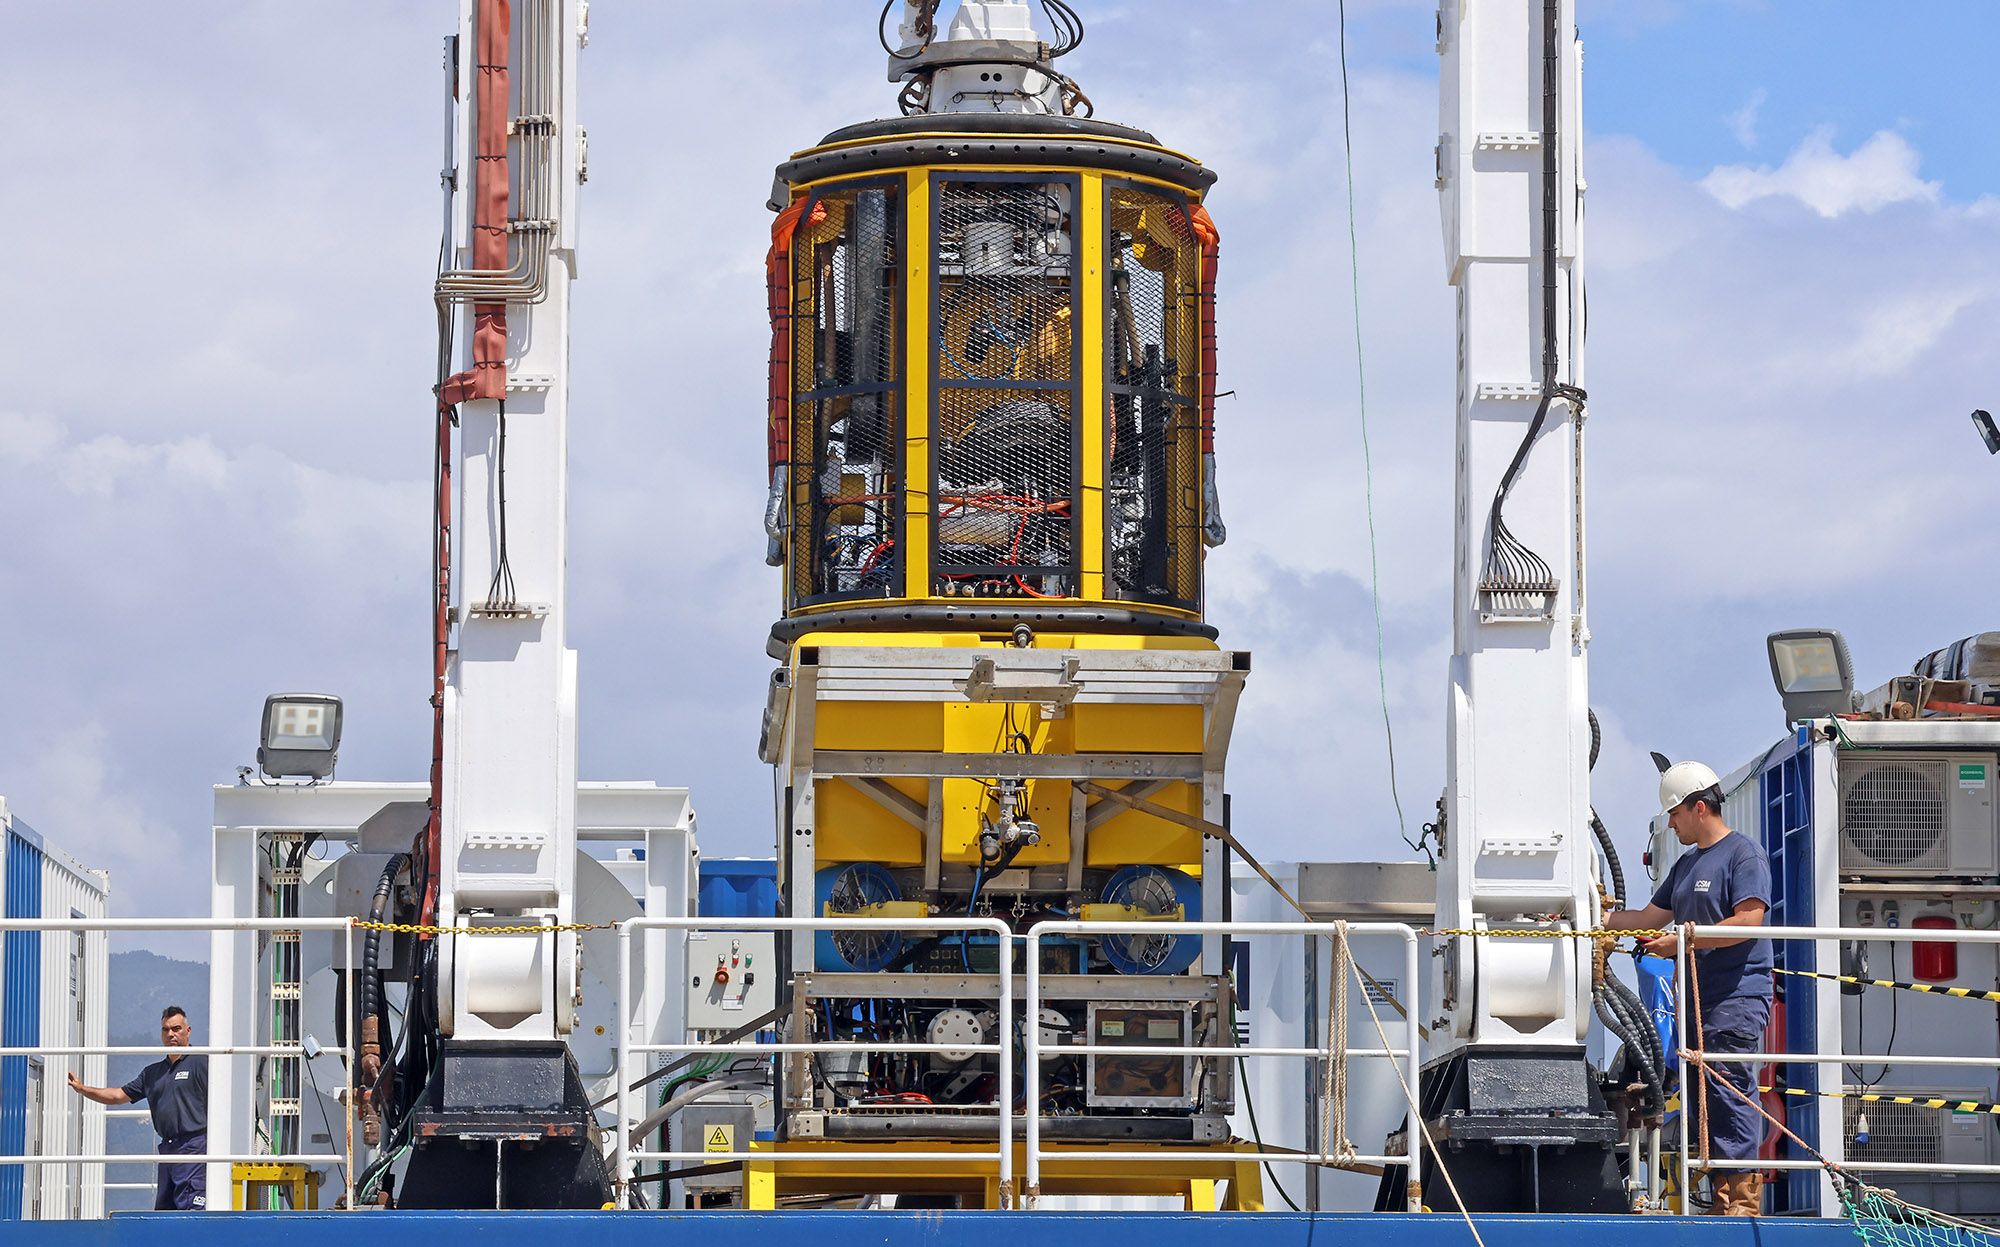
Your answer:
[1425,0,1621,1212]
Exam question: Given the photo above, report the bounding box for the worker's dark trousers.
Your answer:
[1689,1023,1765,1163]
[155,1133,207,1210]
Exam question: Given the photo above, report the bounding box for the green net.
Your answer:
[1837,1174,2000,1247]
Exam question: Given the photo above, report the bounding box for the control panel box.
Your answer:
[687,931,777,1030]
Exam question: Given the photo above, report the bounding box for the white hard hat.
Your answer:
[1659,760,1722,812]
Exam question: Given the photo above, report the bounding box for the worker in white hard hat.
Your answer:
[1604,760,1774,1216]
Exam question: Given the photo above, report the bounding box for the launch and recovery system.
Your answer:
[754,2,1251,1172]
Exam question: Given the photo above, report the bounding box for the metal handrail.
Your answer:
[1020,919,1424,1211]
[614,915,1015,1207]
[1672,922,2000,1203]
[0,915,357,1206]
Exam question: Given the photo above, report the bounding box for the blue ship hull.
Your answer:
[9,1211,1857,1246]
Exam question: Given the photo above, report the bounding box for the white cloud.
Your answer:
[1701,127,1940,217]
[1725,88,1766,149]
[4,2,1998,936]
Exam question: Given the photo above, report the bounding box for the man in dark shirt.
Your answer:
[1605,761,1774,1216]
[70,1004,209,1210]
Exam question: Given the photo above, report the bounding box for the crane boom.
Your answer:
[1423,0,1623,1212]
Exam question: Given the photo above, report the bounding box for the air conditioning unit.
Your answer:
[1843,1088,2000,1172]
[1837,752,1999,877]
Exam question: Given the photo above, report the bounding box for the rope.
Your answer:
[1319,920,1358,1168]
[1345,942,1486,1247]
[1688,922,1713,1173]
[1774,966,2000,1005]
[1330,0,1418,859]
[1684,1042,2000,1241]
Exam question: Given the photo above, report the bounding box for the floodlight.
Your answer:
[258,693,343,780]
[1766,629,1854,724]
[1974,410,1999,456]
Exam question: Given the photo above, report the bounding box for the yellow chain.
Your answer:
[352,919,621,936]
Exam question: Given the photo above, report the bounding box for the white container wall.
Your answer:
[0,799,111,1222]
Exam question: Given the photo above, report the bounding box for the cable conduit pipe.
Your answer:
[435,0,560,305]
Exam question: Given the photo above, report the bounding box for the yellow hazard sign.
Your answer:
[704,1124,734,1153]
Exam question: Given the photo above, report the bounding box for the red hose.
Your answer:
[425,0,513,929]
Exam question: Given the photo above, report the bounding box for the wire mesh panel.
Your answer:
[933,176,1078,598]
[1841,760,1950,871]
[790,182,903,606]
[1105,185,1201,611]
[1845,1097,1942,1168]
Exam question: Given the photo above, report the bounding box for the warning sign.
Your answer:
[704,1124,734,1153]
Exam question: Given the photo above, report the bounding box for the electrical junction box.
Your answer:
[687,931,776,1030]
[675,1102,756,1190]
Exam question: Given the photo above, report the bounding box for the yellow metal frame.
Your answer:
[741,1138,1263,1212]
[799,629,1213,871]
[230,1161,321,1211]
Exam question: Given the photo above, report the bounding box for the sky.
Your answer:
[1,1,1995,926]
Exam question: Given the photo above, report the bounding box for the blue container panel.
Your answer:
[700,859,780,919]
[1758,733,1818,1215]
[2,829,45,1220]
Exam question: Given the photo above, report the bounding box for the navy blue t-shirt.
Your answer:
[123,1053,208,1140]
[1649,831,1774,1035]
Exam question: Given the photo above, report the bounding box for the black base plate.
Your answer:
[1374,1047,1627,1214]
[398,1042,614,1210]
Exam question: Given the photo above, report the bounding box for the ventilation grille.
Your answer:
[1840,759,1949,872]
[1844,1096,1940,1168]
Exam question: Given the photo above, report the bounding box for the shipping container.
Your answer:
[0,798,111,1221]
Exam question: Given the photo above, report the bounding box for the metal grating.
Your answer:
[790,184,903,605]
[1105,185,1202,611]
[1841,759,1949,871]
[934,177,1077,598]
[1844,1096,1940,1168]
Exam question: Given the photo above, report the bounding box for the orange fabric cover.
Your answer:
[1191,205,1220,456]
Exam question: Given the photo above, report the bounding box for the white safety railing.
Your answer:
[1022,919,1424,1211]
[1674,922,2000,1209]
[0,917,356,1204]
[613,916,1015,1208]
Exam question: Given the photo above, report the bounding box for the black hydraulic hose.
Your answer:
[360,853,411,1022]
[1606,973,1665,1111]
[1591,811,1627,909]
[1596,980,1660,1116]
[1609,973,1664,1080]
[1482,0,1584,590]
[1585,710,1628,906]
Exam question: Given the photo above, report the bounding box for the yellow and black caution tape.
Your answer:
[352,919,621,936]
[1774,965,2000,1004]
[1758,1085,2000,1117]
